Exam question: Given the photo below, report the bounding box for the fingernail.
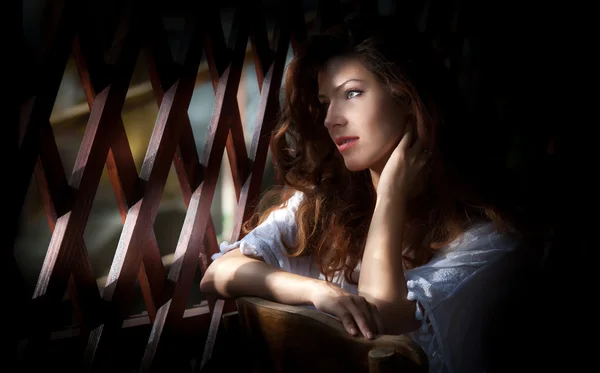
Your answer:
[366,332,373,339]
[349,328,357,335]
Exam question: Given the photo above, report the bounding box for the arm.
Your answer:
[201,193,390,339]
[200,249,321,306]
[203,249,385,340]
[358,131,428,335]
[358,195,420,335]
[201,191,322,305]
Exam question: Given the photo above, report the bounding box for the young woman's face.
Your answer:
[318,56,410,173]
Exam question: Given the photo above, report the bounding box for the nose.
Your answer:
[323,102,347,131]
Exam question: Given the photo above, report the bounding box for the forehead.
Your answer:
[317,56,369,88]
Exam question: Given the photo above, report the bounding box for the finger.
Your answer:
[343,298,374,339]
[368,303,385,336]
[420,151,432,166]
[338,309,359,336]
[352,297,377,338]
[399,131,413,152]
[411,138,423,154]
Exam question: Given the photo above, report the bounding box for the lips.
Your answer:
[334,136,359,152]
[334,136,359,146]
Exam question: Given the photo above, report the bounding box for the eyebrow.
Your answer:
[318,78,364,100]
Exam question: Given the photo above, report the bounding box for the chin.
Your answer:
[343,158,370,172]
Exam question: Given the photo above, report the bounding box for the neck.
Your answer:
[368,144,396,193]
[369,168,381,192]
[369,152,390,193]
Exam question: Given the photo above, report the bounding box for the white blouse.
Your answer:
[213,191,522,373]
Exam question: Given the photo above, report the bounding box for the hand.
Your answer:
[310,281,384,339]
[377,130,430,199]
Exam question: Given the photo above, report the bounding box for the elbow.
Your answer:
[200,250,266,299]
[199,272,213,295]
[381,315,421,336]
[199,258,226,296]
[373,300,421,336]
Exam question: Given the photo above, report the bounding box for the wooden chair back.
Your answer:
[215,297,428,373]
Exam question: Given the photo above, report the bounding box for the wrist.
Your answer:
[306,278,328,305]
[376,189,408,207]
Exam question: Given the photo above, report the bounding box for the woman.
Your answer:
[201,15,527,373]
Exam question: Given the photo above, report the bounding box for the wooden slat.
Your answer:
[230,14,291,242]
[27,0,138,339]
[144,14,204,199]
[34,122,102,331]
[225,119,249,200]
[17,4,141,370]
[198,298,225,372]
[143,8,243,221]
[11,1,81,364]
[82,11,205,372]
[142,10,220,311]
[15,0,78,292]
[249,5,274,91]
[201,10,250,199]
[73,32,166,322]
[143,12,208,262]
[32,4,140,306]
[139,4,251,370]
[198,5,297,369]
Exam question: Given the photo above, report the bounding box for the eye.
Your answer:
[321,101,330,110]
[346,89,363,99]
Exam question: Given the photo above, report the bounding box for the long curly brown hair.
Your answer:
[243,15,515,284]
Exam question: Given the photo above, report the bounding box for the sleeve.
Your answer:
[404,223,521,373]
[211,191,309,274]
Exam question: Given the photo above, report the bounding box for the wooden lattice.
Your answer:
[15,0,471,371]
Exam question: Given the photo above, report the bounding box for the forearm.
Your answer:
[200,251,320,306]
[358,194,418,333]
[359,194,408,301]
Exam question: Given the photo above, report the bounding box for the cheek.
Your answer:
[373,111,405,146]
[369,95,407,136]
[373,124,402,158]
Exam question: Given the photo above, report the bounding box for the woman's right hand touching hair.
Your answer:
[310,281,384,340]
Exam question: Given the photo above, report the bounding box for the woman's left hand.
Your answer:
[377,131,430,199]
